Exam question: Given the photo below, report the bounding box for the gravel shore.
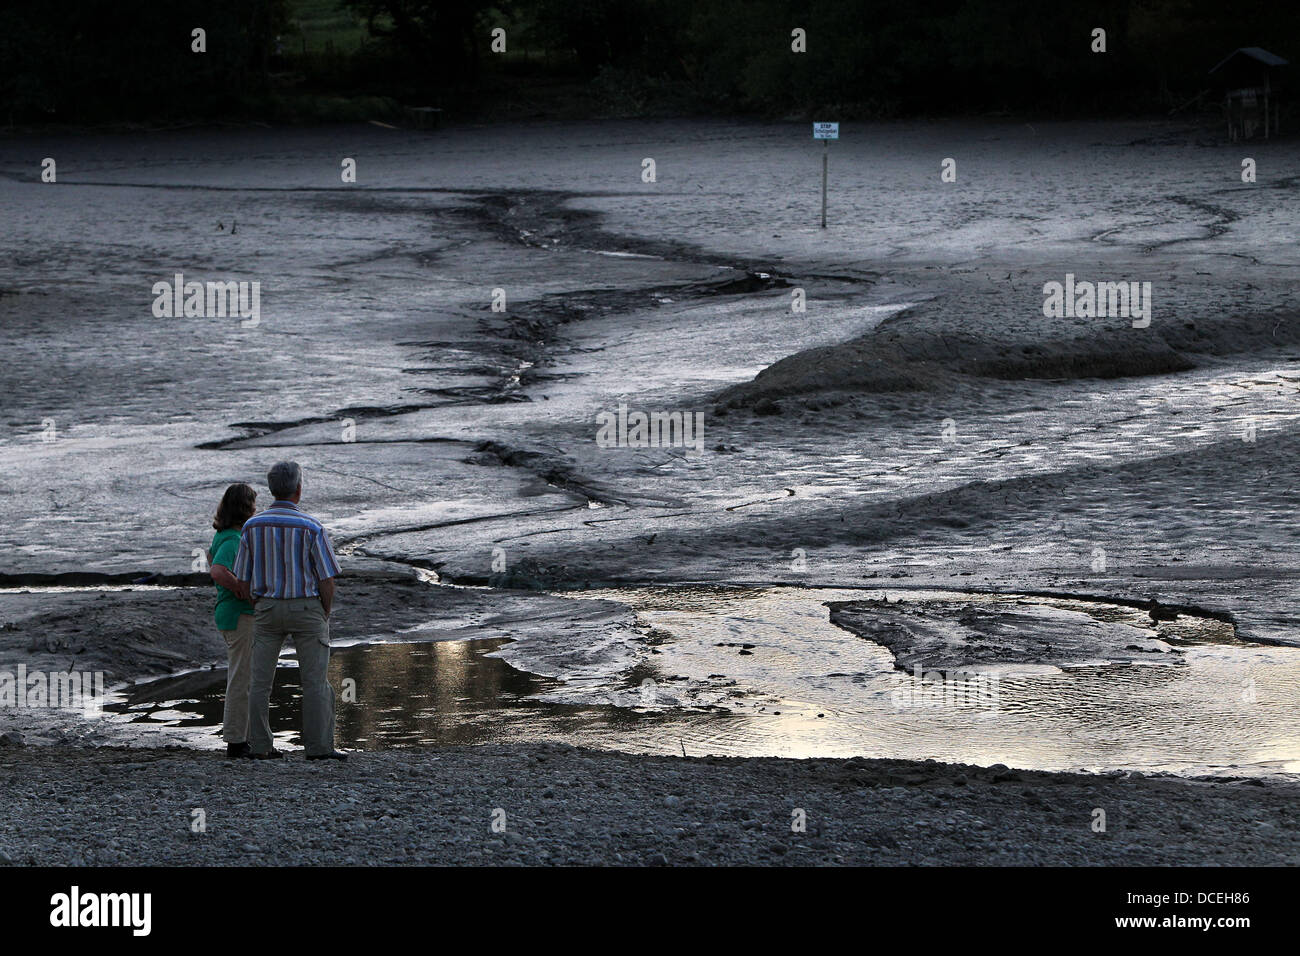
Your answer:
[1,742,1296,866]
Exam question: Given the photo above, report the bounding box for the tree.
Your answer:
[343,0,506,86]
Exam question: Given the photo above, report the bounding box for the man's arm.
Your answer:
[311,527,341,617]
[318,577,335,618]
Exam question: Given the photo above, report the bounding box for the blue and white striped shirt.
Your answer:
[232,500,341,600]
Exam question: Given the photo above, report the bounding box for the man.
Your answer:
[232,461,346,760]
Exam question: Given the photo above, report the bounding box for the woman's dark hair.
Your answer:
[212,483,258,531]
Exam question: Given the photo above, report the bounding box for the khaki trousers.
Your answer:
[247,597,336,756]
[218,613,254,744]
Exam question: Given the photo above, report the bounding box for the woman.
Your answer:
[208,483,258,759]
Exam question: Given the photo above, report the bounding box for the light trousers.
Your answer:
[218,613,255,744]
[247,597,336,756]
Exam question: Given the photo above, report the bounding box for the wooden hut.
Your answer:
[1210,47,1288,141]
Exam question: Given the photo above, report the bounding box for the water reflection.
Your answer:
[112,637,682,751]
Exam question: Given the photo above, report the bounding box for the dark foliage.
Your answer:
[1,0,1296,123]
[0,0,291,123]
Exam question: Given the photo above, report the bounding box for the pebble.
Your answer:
[0,744,1293,866]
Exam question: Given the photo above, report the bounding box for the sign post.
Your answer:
[813,122,838,228]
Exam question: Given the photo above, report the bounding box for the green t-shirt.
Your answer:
[211,527,254,631]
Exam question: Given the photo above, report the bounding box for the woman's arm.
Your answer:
[212,563,252,602]
[210,563,239,592]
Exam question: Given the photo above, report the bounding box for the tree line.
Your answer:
[2,0,1295,123]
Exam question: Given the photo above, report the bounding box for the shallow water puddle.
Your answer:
[108,636,728,753]
[105,585,1300,777]
[534,586,1300,776]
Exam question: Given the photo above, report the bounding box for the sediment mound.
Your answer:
[720,294,1300,410]
[828,597,1177,671]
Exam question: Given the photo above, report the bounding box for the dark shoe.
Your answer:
[306,750,348,761]
[250,749,283,760]
[226,742,252,760]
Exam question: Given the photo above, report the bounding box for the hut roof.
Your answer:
[1210,47,1289,74]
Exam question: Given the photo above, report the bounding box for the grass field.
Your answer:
[287,0,372,55]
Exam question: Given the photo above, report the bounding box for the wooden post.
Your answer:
[813,122,837,226]
[821,139,828,229]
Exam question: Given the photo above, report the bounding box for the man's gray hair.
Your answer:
[267,461,302,500]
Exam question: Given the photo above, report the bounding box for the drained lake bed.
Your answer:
[2,118,1299,790]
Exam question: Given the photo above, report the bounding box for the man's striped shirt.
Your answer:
[232,500,341,600]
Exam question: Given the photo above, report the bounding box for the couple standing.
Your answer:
[207,461,346,760]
